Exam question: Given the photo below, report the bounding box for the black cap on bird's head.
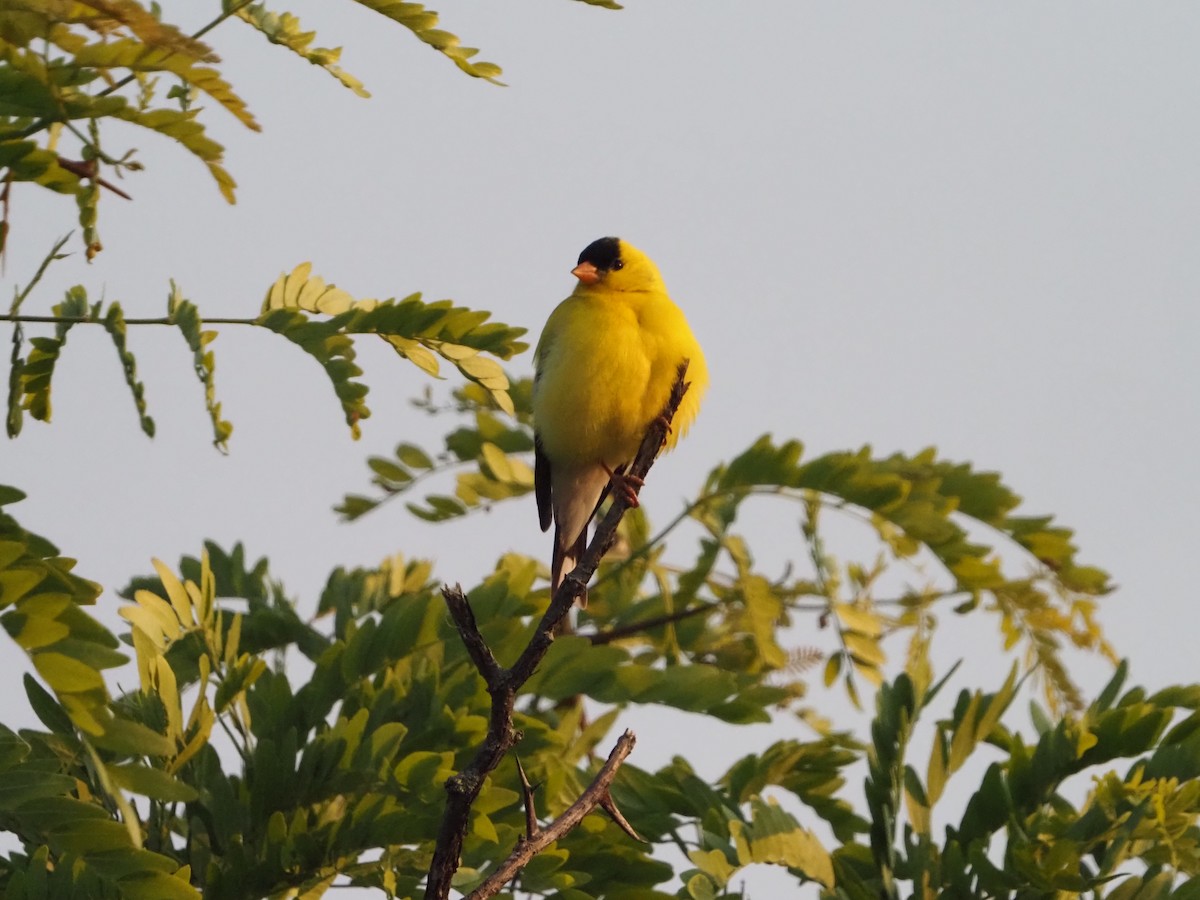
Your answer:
[578,237,622,270]
[572,236,624,285]
[570,236,662,290]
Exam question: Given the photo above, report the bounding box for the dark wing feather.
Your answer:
[534,433,553,532]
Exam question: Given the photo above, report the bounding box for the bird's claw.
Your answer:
[603,463,644,507]
[653,414,673,449]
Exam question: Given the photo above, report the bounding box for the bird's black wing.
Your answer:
[534,433,553,533]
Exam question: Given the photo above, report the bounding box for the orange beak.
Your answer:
[571,261,601,285]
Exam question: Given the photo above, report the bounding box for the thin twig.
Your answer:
[424,363,693,900]
[442,585,504,687]
[8,235,72,316]
[0,314,258,326]
[586,599,716,646]
[55,157,133,200]
[465,731,638,900]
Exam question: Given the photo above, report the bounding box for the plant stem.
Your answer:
[1,314,258,326]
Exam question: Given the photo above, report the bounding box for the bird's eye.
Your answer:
[612,260,624,271]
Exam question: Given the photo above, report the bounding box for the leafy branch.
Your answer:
[337,380,536,522]
[341,375,1113,712]
[0,0,540,256]
[3,252,527,446]
[0,486,199,897]
[0,385,1192,897]
[425,363,692,899]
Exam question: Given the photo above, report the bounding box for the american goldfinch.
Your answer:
[533,237,708,604]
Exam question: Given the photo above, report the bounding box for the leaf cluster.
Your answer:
[0,398,1184,898]
[5,250,526,448]
[0,485,197,898]
[0,0,518,257]
[343,380,1115,716]
[835,661,1200,899]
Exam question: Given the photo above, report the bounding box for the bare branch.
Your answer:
[442,584,504,688]
[424,363,693,900]
[465,731,638,900]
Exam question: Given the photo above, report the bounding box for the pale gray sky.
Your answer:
[3,1,1199,893]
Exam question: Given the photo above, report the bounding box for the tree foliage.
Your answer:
[5,247,527,448]
[2,2,1198,899]
[1,0,529,448]
[0,0,505,258]
[1,404,1197,897]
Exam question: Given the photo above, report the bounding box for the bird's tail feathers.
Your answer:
[551,526,589,607]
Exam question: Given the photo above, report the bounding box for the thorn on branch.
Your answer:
[599,789,644,842]
[514,754,540,840]
[56,157,133,201]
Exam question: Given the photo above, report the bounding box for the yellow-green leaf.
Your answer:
[33,651,104,692]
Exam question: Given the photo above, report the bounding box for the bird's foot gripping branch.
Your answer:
[427,363,692,900]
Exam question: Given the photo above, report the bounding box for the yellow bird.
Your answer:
[533,237,708,603]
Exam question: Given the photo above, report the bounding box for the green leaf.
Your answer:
[686,872,718,900]
[117,871,200,900]
[108,763,198,802]
[72,38,260,131]
[262,262,374,314]
[17,285,91,425]
[740,574,786,669]
[64,0,217,60]
[32,651,105,692]
[350,0,504,83]
[524,637,627,701]
[368,456,412,484]
[235,3,370,97]
[729,797,834,888]
[687,849,735,887]
[0,566,43,606]
[109,103,237,203]
[395,443,434,469]
[4,610,68,648]
[385,335,441,377]
[255,308,369,439]
[23,672,76,736]
[92,717,174,757]
[101,303,155,438]
[334,494,379,521]
[168,285,232,450]
[406,494,467,522]
[0,67,59,117]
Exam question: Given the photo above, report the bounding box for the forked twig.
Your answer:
[465,731,638,900]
